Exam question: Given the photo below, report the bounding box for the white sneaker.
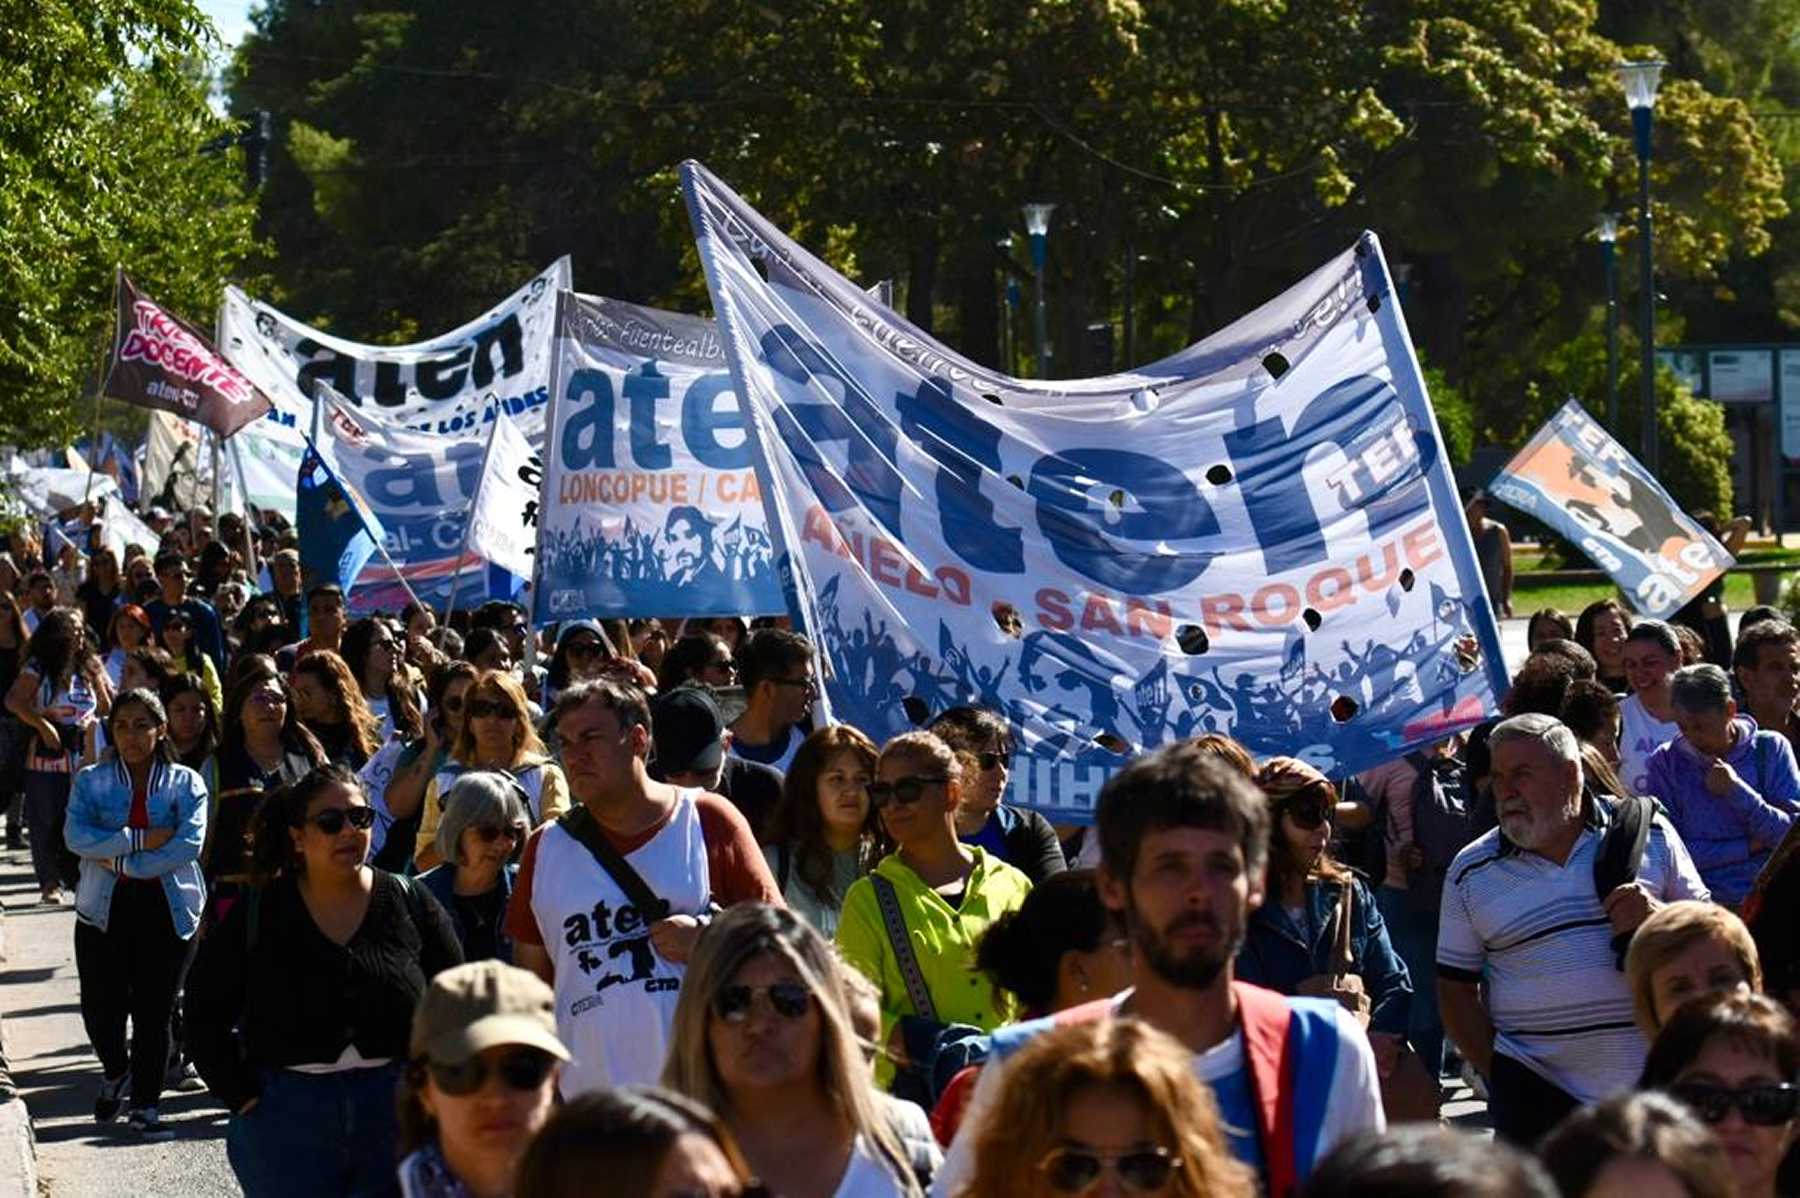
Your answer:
[126,1107,174,1142]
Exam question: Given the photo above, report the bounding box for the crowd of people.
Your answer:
[3,504,1800,1198]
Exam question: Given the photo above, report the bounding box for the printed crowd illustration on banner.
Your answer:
[216,261,569,606]
[1489,399,1733,619]
[534,291,784,621]
[682,161,1507,820]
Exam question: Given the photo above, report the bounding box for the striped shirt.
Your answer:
[1436,803,1707,1103]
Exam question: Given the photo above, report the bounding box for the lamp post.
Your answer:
[1596,212,1621,433]
[1023,202,1055,377]
[1620,58,1665,473]
[995,237,1013,375]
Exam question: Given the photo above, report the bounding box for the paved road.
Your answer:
[1,849,235,1197]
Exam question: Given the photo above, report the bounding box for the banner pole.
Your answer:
[439,415,500,635]
[81,271,120,511]
[209,429,223,540]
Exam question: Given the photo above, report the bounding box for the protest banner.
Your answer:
[683,160,1506,819]
[463,410,538,582]
[103,272,272,437]
[297,433,388,598]
[533,292,784,621]
[1489,399,1733,618]
[218,258,569,435]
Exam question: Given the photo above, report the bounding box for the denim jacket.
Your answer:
[1235,873,1412,1036]
[64,757,208,939]
[417,862,516,964]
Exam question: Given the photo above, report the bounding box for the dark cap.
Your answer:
[651,686,726,776]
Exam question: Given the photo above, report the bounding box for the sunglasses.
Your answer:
[1672,1082,1800,1126]
[1283,802,1330,831]
[303,806,376,835]
[1038,1146,1181,1193]
[426,1048,557,1096]
[975,751,1009,772]
[867,775,948,810]
[472,822,526,844]
[565,641,603,659]
[772,676,817,692]
[713,982,812,1024]
[467,698,519,721]
[705,659,737,675]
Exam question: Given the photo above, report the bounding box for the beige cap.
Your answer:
[410,960,571,1065]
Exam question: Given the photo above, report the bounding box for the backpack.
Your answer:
[1592,793,1655,970]
[1406,751,1490,913]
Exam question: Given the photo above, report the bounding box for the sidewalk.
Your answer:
[0,849,235,1197]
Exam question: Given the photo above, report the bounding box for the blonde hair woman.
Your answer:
[664,902,935,1197]
[1624,900,1761,1037]
[956,1016,1251,1198]
[413,670,568,870]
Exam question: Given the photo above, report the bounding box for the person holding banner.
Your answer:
[413,671,567,872]
[729,630,817,777]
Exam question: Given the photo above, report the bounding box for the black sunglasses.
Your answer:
[867,775,948,810]
[303,806,375,835]
[1672,1082,1800,1126]
[426,1048,557,1096]
[467,698,518,720]
[565,640,603,659]
[1282,801,1330,831]
[713,982,812,1024]
[1038,1146,1181,1193]
[473,822,526,844]
[975,751,1009,772]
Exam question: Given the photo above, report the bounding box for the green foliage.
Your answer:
[1420,361,1474,467]
[0,0,260,448]
[1657,388,1735,517]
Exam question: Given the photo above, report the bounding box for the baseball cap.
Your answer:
[409,960,570,1066]
[651,686,726,776]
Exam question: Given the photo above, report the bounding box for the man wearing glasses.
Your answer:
[727,629,816,777]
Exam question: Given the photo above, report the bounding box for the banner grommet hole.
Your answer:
[1175,624,1210,655]
[982,393,1004,407]
[1205,464,1232,486]
[1366,294,1381,314]
[1261,352,1289,380]
[1302,608,1322,631]
[900,696,931,727]
[1398,568,1416,592]
[1330,695,1360,722]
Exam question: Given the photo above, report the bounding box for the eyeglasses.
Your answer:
[467,698,519,721]
[566,641,603,660]
[1672,1082,1800,1126]
[1038,1146,1182,1194]
[1282,802,1330,831]
[867,775,948,809]
[302,806,376,835]
[975,751,1010,772]
[713,982,812,1024]
[426,1048,557,1096]
[472,823,526,844]
[772,676,817,692]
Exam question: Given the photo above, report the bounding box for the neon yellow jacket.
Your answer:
[836,847,1032,1085]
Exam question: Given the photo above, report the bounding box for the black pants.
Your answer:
[1489,1051,1581,1147]
[74,878,189,1108]
[24,769,78,891]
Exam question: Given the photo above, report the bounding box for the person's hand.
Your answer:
[1452,635,1481,672]
[1603,881,1660,937]
[649,915,704,964]
[1369,1031,1403,1079]
[142,826,175,852]
[1401,841,1424,872]
[1704,759,1739,797]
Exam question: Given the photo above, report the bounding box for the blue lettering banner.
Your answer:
[682,161,1507,819]
[1490,400,1732,618]
[533,292,784,621]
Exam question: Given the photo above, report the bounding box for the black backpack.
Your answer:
[1407,751,1491,913]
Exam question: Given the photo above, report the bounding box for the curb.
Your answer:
[0,1100,35,1198]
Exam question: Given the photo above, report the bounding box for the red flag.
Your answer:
[102,271,272,437]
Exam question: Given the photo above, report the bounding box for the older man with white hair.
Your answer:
[1436,712,1708,1146]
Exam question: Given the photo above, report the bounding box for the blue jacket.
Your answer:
[417,862,516,964]
[1236,874,1412,1036]
[1645,716,1800,907]
[64,757,208,939]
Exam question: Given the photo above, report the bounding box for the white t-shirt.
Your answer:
[1620,692,1680,797]
[834,1136,912,1198]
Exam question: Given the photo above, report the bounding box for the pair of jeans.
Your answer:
[1489,1052,1580,1147]
[73,877,189,1108]
[1376,884,1445,1076]
[24,769,77,892]
[226,1063,403,1198]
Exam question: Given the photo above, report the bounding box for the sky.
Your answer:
[198,0,256,50]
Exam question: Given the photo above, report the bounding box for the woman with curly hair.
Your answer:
[291,649,383,769]
[340,615,423,744]
[956,1016,1251,1198]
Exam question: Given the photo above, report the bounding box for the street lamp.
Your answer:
[1023,202,1056,377]
[995,236,1014,375]
[1620,58,1665,473]
[1596,212,1621,432]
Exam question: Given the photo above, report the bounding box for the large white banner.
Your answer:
[534,292,784,621]
[683,161,1506,818]
[466,411,538,581]
[219,258,569,435]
